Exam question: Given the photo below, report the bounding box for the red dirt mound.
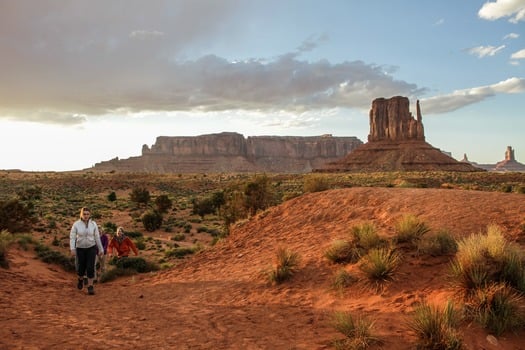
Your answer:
[1,187,525,349]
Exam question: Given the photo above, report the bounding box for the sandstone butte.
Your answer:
[315,96,481,172]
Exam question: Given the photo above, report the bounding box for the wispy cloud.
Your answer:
[504,32,520,39]
[421,77,525,114]
[511,49,525,59]
[467,45,506,58]
[478,0,525,23]
[434,18,445,26]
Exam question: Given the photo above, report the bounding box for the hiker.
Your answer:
[108,226,139,258]
[96,226,109,277]
[70,207,104,295]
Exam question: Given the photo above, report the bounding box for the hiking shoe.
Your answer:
[87,286,95,295]
[83,277,88,285]
[77,278,84,290]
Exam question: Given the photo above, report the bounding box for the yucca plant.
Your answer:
[450,225,525,296]
[331,311,381,350]
[419,229,458,256]
[394,214,430,248]
[331,268,358,293]
[359,247,402,291]
[325,239,360,264]
[351,222,385,252]
[268,247,300,284]
[408,301,463,350]
[466,283,525,336]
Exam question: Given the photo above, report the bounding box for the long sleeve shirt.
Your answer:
[70,219,103,253]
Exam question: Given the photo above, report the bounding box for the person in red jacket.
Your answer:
[108,226,139,258]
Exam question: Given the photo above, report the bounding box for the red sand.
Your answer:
[1,187,525,349]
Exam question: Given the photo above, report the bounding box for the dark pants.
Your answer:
[76,246,97,279]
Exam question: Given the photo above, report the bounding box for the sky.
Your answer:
[0,0,524,171]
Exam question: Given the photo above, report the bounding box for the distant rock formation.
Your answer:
[90,132,363,173]
[493,146,525,172]
[316,96,482,172]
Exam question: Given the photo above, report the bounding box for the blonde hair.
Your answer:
[116,226,124,235]
[79,207,91,219]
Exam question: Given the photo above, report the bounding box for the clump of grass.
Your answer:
[331,268,358,293]
[394,214,430,248]
[450,224,525,297]
[303,175,331,193]
[408,301,463,350]
[99,267,139,283]
[350,222,385,252]
[0,230,14,268]
[331,311,381,350]
[325,239,360,264]
[165,246,197,259]
[466,283,525,336]
[268,247,300,284]
[419,229,458,256]
[108,256,159,273]
[358,247,402,291]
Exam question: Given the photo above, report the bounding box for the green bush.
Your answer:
[351,222,385,251]
[130,187,150,206]
[0,230,14,268]
[141,210,163,232]
[0,198,34,233]
[109,256,158,273]
[34,243,76,272]
[331,311,381,350]
[155,194,172,214]
[107,191,117,202]
[165,246,197,259]
[171,233,186,241]
[268,247,300,284]
[408,301,463,350]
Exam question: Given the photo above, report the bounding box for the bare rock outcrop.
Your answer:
[91,132,362,173]
[493,146,525,172]
[316,96,482,172]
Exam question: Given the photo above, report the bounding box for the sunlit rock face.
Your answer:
[316,96,483,173]
[91,132,363,173]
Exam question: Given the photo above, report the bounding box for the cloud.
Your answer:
[467,45,506,57]
[478,0,525,23]
[421,77,525,114]
[504,32,520,39]
[434,18,445,26]
[511,49,525,59]
[0,1,426,126]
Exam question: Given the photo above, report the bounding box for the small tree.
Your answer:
[192,197,215,218]
[155,194,172,214]
[107,191,117,202]
[244,174,274,216]
[141,210,163,232]
[0,198,34,233]
[130,187,150,206]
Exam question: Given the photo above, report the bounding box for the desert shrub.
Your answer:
[408,301,463,350]
[34,243,76,272]
[419,229,458,256]
[99,267,138,283]
[394,214,430,248]
[130,187,150,206]
[141,210,163,232]
[155,194,172,214]
[107,191,117,202]
[16,234,35,250]
[450,224,525,296]
[500,184,513,193]
[0,230,14,268]
[331,268,358,293]
[222,190,247,228]
[109,256,158,273]
[0,198,35,233]
[303,175,331,193]
[517,186,525,194]
[192,197,216,218]
[466,283,525,336]
[16,185,42,201]
[359,248,402,291]
[124,230,144,239]
[171,233,186,241]
[165,246,194,258]
[244,174,276,216]
[325,239,360,264]
[350,222,385,252]
[331,311,381,350]
[268,247,300,284]
[102,221,118,234]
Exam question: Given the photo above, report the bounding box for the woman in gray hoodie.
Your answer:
[70,207,103,295]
